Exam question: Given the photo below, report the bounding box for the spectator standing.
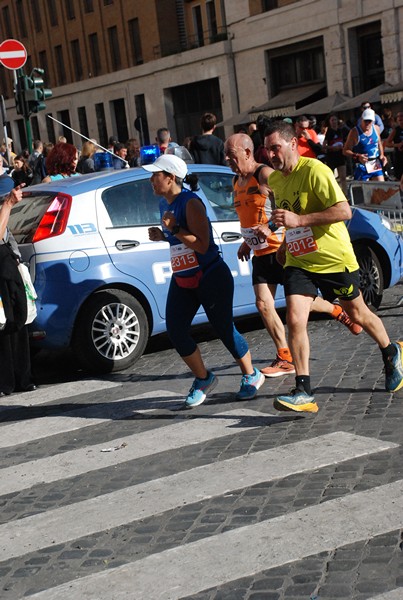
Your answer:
[112,143,128,169]
[189,113,226,165]
[156,128,178,154]
[381,108,395,140]
[28,140,47,185]
[144,154,265,407]
[384,112,403,180]
[43,142,79,182]
[108,136,118,153]
[323,114,348,193]
[76,141,96,174]
[1,138,15,169]
[10,155,33,187]
[0,185,37,396]
[294,115,322,158]
[253,114,272,166]
[126,138,141,168]
[343,108,387,181]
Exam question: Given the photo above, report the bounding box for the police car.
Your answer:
[9,166,403,373]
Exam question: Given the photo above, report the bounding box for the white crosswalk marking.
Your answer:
[0,380,400,600]
[0,432,396,562]
[0,409,265,495]
[369,591,403,600]
[0,379,121,409]
[23,480,403,600]
[0,390,179,448]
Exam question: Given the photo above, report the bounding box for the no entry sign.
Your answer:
[0,39,27,70]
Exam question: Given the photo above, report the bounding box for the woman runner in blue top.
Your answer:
[144,154,264,407]
[343,108,387,181]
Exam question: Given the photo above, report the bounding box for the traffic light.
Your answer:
[25,68,52,114]
[14,73,28,117]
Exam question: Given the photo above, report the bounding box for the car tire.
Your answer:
[72,289,149,373]
[354,244,384,310]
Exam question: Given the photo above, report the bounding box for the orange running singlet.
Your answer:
[234,166,284,256]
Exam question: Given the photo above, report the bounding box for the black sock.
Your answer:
[295,375,311,395]
[381,343,397,363]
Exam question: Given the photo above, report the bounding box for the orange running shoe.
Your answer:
[261,356,296,378]
[334,309,363,335]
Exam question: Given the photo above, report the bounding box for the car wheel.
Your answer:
[72,289,149,373]
[354,244,384,309]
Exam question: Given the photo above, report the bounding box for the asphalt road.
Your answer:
[0,282,402,599]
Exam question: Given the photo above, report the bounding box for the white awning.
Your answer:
[380,82,403,104]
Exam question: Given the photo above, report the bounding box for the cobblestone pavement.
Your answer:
[0,283,402,599]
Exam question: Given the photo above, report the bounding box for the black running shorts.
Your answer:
[284,266,361,302]
[252,252,285,286]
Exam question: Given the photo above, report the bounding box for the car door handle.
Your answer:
[221,232,243,242]
[115,240,140,250]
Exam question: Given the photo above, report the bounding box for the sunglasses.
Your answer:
[362,105,371,109]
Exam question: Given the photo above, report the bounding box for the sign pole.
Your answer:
[0,95,11,168]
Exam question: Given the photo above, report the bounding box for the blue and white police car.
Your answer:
[9,165,403,373]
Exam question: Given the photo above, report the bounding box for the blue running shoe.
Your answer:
[185,371,218,407]
[236,368,265,400]
[274,388,318,413]
[385,341,403,392]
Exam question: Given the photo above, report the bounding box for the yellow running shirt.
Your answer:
[268,157,359,274]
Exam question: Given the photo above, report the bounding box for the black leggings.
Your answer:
[166,259,249,359]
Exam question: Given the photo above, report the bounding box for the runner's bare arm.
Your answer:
[272,201,352,229]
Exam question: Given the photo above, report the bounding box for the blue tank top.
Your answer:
[159,189,220,278]
[353,124,380,159]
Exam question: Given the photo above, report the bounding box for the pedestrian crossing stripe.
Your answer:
[0,379,121,410]
[0,409,269,495]
[0,390,180,448]
[370,591,403,600]
[0,431,396,563]
[21,480,403,600]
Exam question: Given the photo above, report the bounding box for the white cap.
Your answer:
[362,108,375,122]
[142,154,187,179]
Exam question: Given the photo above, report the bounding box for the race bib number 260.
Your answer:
[285,227,318,257]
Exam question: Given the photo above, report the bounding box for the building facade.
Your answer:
[0,0,402,152]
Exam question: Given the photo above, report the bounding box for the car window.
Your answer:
[196,173,236,221]
[9,193,56,243]
[101,179,160,227]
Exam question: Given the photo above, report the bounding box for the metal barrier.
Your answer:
[361,205,403,235]
[347,181,403,235]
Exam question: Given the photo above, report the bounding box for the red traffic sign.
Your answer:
[0,39,27,70]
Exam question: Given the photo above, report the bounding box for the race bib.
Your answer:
[285,227,318,257]
[365,158,382,174]
[170,243,199,274]
[241,226,269,251]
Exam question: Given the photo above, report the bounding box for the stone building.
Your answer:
[0,0,401,151]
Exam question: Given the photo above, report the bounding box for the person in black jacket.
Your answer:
[190,113,226,165]
[0,185,36,396]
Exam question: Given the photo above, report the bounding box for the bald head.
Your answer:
[225,133,254,154]
[224,133,257,176]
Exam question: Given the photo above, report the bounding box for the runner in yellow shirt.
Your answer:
[264,120,403,412]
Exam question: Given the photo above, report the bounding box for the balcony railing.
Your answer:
[153,26,228,59]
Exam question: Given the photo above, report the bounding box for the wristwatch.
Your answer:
[170,224,180,235]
